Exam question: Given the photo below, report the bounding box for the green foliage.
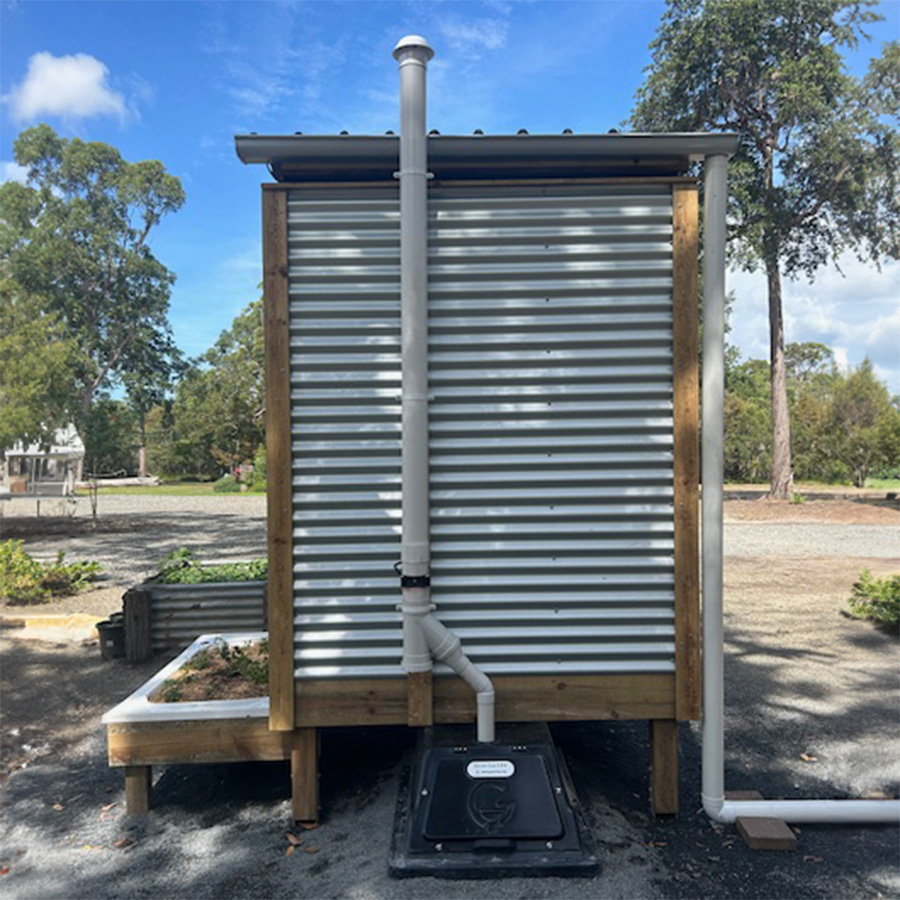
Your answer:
[846,569,900,627]
[826,359,900,487]
[212,474,242,493]
[0,283,78,451]
[156,547,268,584]
[631,1,898,276]
[0,124,183,466]
[723,347,899,486]
[152,300,265,479]
[0,540,102,604]
[156,638,269,702]
[214,638,269,685]
[632,1,900,497]
[248,444,267,492]
[160,680,183,702]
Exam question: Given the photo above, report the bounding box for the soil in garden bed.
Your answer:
[149,638,268,702]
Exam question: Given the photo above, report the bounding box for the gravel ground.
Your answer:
[1,496,898,899]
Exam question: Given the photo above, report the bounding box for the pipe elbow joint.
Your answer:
[702,793,730,823]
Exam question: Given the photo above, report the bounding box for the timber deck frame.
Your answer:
[105,647,677,818]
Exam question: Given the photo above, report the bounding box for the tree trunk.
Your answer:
[138,413,148,478]
[766,256,794,499]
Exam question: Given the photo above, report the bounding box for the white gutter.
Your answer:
[700,154,899,826]
[393,35,495,743]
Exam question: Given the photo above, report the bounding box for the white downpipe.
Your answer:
[393,35,495,742]
[700,154,899,826]
[418,613,496,744]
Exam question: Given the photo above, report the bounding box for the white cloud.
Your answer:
[438,16,510,55]
[5,52,127,123]
[728,255,900,393]
[1,160,28,184]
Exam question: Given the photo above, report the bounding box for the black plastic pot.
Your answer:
[97,619,125,660]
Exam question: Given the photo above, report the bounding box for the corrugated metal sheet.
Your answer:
[288,184,675,680]
[145,581,266,652]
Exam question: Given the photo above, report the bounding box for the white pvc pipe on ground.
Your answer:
[393,35,495,742]
[700,153,899,826]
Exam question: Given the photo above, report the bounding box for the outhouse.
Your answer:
[236,37,738,821]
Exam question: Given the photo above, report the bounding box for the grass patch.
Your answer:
[76,483,223,497]
[864,478,900,491]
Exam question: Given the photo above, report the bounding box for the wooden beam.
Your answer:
[406,670,434,727]
[650,719,679,815]
[296,674,675,727]
[123,589,152,663]
[107,719,292,767]
[291,728,319,823]
[263,187,295,732]
[672,182,701,721]
[124,765,151,815]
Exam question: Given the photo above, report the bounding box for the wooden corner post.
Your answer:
[263,186,295,732]
[672,182,701,722]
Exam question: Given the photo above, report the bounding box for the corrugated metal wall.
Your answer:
[288,184,675,680]
[146,581,266,652]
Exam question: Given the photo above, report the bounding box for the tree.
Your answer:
[0,125,185,458]
[826,359,900,486]
[155,300,265,478]
[0,280,78,452]
[631,1,900,498]
[122,335,184,477]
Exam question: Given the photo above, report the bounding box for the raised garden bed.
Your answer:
[103,632,314,820]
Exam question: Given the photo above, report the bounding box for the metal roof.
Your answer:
[235,132,740,182]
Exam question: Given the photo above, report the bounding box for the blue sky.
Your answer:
[2,0,898,391]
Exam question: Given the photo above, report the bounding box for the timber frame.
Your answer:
[257,176,701,819]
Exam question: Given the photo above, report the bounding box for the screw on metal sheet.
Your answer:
[546,841,554,849]
[555,786,563,794]
[435,843,443,852]
[421,788,429,796]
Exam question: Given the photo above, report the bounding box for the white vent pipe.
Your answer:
[701,153,899,825]
[393,35,495,743]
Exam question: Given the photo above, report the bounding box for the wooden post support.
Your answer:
[263,186,295,732]
[650,719,679,815]
[124,765,152,814]
[407,671,434,727]
[123,589,152,663]
[291,728,319,823]
[672,182,701,722]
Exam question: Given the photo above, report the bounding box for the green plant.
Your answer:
[160,680,183,702]
[846,569,900,628]
[0,540,102,604]
[790,492,805,505]
[213,474,242,493]
[156,547,268,584]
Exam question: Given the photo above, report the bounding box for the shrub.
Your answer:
[156,547,268,584]
[846,569,900,628]
[0,540,102,604]
[212,474,242,493]
[248,444,267,493]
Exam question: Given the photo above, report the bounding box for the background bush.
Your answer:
[0,540,102,604]
[846,569,900,628]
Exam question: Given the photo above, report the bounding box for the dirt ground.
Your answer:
[1,498,898,899]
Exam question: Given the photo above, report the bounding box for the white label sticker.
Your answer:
[466,760,516,779]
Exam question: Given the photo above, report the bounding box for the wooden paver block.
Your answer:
[725,790,765,801]
[736,816,797,851]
